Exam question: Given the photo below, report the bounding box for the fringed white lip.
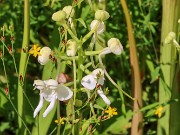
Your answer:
[97,90,111,105]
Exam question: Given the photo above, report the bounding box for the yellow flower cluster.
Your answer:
[105,106,118,117]
[29,44,41,57]
[54,117,65,125]
[155,106,163,118]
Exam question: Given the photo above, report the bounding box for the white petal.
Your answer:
[92,68,104,77]
[56,84,73,101]
[33,80,46,90]
[43,95,56,117]
[81,74,97,90]
[92,68,105,86]
[33,94,44,118]
[99,47,111,55]
[97,77,104,86]
[44,79,58,90]
[97,90,110,105]
[41,89,55,102]
[90,20,105,35]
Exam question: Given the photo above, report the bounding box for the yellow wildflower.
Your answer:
[54,117,65,125]
[105,106,118,117]
[155,106,163,118]
[29,44,41,57]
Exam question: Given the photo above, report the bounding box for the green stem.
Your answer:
[62,23,79,43]
[17,0,30,131]
[57,101,60,135]
[73,58,77,105]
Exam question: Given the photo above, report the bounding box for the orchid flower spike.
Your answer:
[38,47,51,65]
[33,79,73,118]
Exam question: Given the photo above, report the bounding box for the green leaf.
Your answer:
[79,120,90,135]
[150,66,160,83]
[93,104,104,110]
[100,110,132,134]
[76,18,87,28]
[0,122,10,132]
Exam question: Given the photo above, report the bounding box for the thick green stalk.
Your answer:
[17,0,29,132]
[158,1,180,135]
[121,0,143,135]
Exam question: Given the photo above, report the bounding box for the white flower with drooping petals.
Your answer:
[38,47,51,65]
[81,68,110,105]
[33,79,73,118]
[33,80,46,90]
[90,20,105,35]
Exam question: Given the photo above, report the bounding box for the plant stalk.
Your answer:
[121,0,143,135]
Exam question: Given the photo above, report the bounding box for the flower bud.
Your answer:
[107,38,123,55]
[62,5,75,18]
[45,79,58,90]
[38,47,51,65]
[164,32,176,44]
[66,39,78,56]
[95,10,110,21]
[90,20,105,34]
[52,10,66,22]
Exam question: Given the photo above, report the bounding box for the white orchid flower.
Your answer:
[90,20,105,35]
[33,79,73,118]
[100,38,123,56]
[38,47,51,65]
[81,68,105,90]
[81,68,110,105]
[97,89,110,105]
